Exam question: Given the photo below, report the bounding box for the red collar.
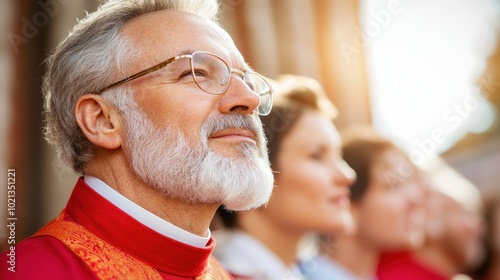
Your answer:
[65,177,215,277]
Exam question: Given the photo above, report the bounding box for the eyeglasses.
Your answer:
[95,51,273,116]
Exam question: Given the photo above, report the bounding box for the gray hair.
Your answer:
[42,0,220,173]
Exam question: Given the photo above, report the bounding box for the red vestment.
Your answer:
[1,178,232,280]
[376,251,448,280]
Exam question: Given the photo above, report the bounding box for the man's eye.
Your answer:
[178,70,192,79]
[193,68,209,78]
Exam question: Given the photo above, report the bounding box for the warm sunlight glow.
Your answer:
[361,0,499,165]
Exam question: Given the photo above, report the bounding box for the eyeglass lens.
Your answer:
[191,52,272,115]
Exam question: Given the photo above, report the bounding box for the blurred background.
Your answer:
[0,0,499,259]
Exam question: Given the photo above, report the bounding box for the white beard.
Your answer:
[121,101,274,211]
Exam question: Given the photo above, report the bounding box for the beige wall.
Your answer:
[219,0,372,128]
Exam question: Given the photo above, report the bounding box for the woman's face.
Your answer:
[439,195,485,269]
[353,148,426,250]
[260,110,355,234]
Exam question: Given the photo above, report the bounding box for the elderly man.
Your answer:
[1,0,274,279]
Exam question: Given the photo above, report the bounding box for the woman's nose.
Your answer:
[334,160,357,187]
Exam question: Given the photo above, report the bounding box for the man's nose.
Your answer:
[217,74,261,115]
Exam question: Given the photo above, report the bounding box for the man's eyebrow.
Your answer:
[153,58,189,77]
[236,62,253,73]
[171,50,255,72]
[243,63,254,72]
[169,49,196,58]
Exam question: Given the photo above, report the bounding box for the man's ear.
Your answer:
[75,94,123,149]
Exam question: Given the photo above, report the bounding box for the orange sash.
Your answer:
[34,212,162,279]
[34,212,231,280]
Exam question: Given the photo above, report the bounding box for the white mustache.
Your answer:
[201,113,263,141]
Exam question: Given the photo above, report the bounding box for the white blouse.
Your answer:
[213,229,305,280]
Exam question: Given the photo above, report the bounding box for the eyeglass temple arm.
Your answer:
[94,56,183,94]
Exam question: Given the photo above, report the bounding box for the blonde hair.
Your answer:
[272,74,337,119]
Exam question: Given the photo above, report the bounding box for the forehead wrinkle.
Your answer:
[120,11,210,61]
[121,9,251,78]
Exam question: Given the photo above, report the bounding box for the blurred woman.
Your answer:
[377,158,486,280]
[301,128,427,280]
[213,75,356,280]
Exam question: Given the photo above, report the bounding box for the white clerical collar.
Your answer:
[84,175,210,248]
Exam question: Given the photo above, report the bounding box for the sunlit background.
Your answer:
[0,0,499,261]
[363,0,499,161]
